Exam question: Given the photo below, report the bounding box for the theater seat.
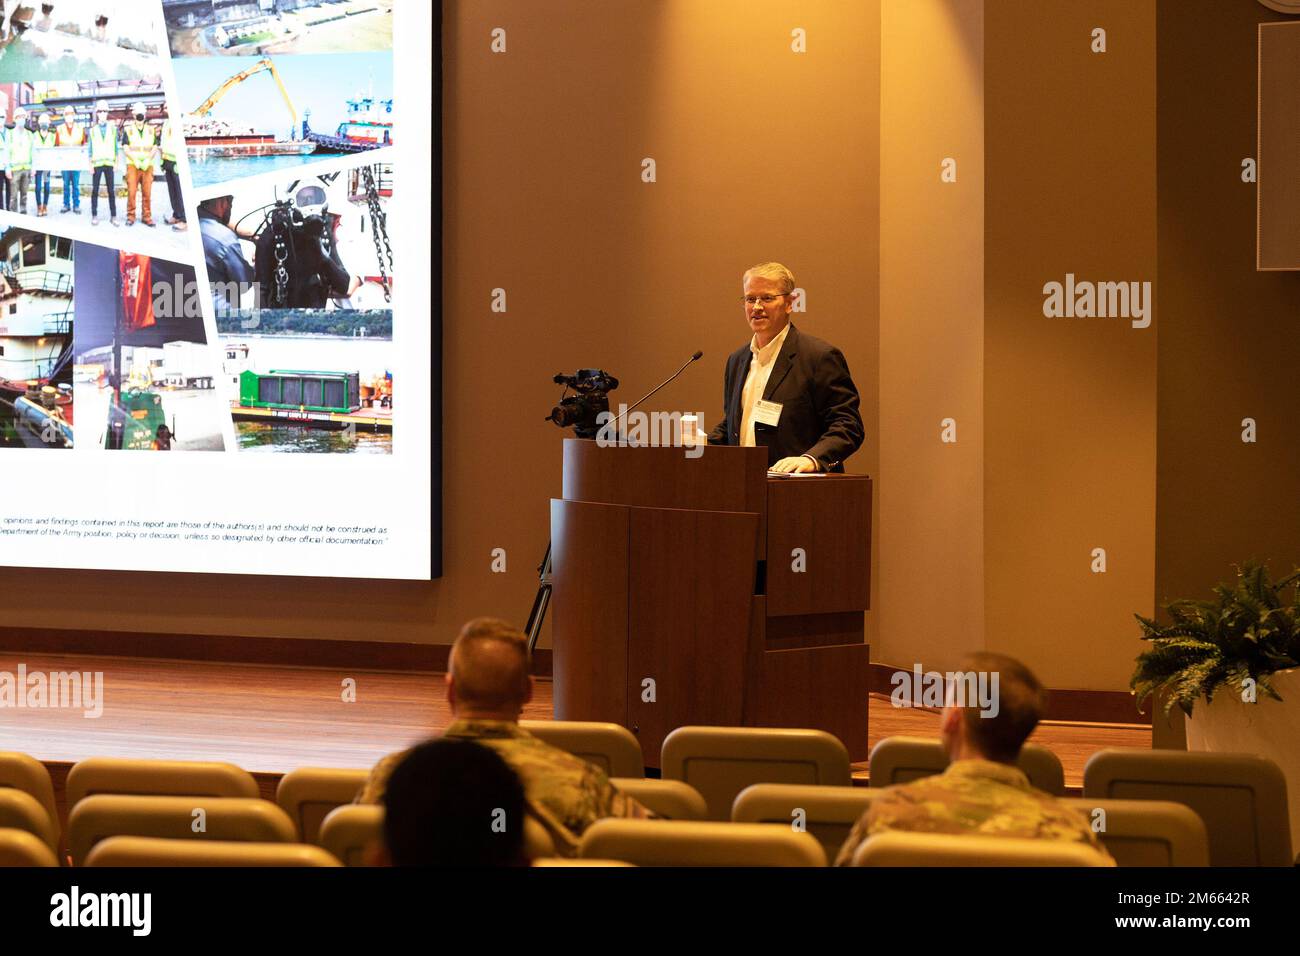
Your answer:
[1083,748,1292,866]
[868,735,1065,794]
[68,795,297,866]
[661,726,852,820]
[0,752,59,834]
[533,858,635,867]
[275,767,371,844]
[84,836,341,867]
[66,757,260,808]
[318,804,383,866]
[579,819,827,866]
[518,720,644,778]
[731,783,881,860]
[0,788,59,852]
[0,828,58,867]
[609,778,707,819]
[1059,797,1209,866]
[852,831,1112,867]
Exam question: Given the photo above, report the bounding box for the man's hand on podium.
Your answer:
[770,455,818,474]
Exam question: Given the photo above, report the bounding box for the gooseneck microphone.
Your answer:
[602,350,703,437]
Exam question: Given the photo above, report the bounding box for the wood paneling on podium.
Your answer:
[551,440,871,764]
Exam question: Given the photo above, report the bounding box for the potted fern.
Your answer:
[1132,562,1300,845]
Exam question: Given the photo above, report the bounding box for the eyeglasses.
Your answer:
[742,294,788,305]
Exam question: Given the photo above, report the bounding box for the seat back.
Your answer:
[579,819,826,867]
[275,767,371,844]
[318,804,384,866]
[1060,797,1209,866]
[1083,748,1292,866]
[519,720,644,778]
[85,836,341,867]
[608,778,707,820]
[0,828,58,867]
[68,795,296,866]
[853,830,1112,867]
[868,735,1065,794]
[66,757,259,808]
[732,783,880,860]
[661,726,851,820]
[0,752,59,832]
[0,788,59,851]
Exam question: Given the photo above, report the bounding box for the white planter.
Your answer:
[1185,667,1300,850]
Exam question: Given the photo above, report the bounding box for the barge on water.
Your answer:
[232,368,390,432]
[187,134,316,159]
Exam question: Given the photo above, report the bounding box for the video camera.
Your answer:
[547,369,618,439]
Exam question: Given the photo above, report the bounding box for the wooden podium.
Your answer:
[550,439,871,764]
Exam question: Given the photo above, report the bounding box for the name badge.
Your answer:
[753,399,783,427]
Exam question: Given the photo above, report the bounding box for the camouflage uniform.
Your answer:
[357,718,651,856]
[834,758,1113,865]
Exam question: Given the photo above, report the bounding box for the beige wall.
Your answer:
[982,0,1158,690]
[878,0,984,672]
[1152,0,1300,743]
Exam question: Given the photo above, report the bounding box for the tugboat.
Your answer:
[0,228,74,449]
[302,94,393,154]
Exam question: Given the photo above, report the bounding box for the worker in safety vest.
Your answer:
[160,115,186,232]
[32,112,57,217]
[56,105,85,215]
[0,114,10,212]
[7,106,33,214]
[88,99,119,226]
[120,100,158,227]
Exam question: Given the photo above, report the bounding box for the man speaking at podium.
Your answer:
[707,262,864,473]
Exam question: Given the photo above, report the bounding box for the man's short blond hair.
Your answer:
[742,262,796,294]
[449,617,531,710]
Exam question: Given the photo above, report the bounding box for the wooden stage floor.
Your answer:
[1,652,1149,813]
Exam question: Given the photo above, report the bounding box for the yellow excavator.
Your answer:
[192,57,300,136]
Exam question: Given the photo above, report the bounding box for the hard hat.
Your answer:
[38,112,52,124]
[13,106,26,117]
[63,105,76,116]
[131,101,147,115]
[95,100,110,112]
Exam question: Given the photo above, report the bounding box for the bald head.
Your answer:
[447,617,532,717]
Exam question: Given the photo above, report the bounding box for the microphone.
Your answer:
[602,350,703,438]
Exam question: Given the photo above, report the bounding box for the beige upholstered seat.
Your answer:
[275,767,371,843]
[68,795,296,866]
[66,757,259,808]
[519,720,644,778]
[579,819,826,866]
[318,804,384,866]
[533,857,635,867]
[852,830,1112,867]
[661,726,852,820]
[0,789,59,852]
[1083,748,1292,866]
[868,735,1065,795]
[1059,797,1209,866]
[85,836,341,867]
[731,783,880,860]
[609,777,708,819]
[0,828,58,867]
[0,752,59,833]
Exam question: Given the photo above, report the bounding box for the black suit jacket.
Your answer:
[706,323,864,470]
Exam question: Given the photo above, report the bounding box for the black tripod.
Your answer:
[524,542,552,656]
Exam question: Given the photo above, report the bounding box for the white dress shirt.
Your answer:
[739,322,790,448]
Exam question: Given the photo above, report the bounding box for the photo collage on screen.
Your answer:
[0,1,394,453]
